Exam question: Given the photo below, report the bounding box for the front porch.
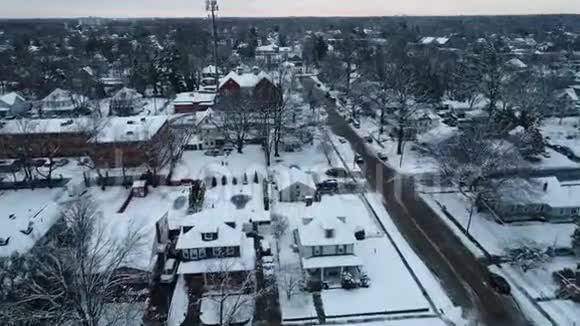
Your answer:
[302,255,363,289]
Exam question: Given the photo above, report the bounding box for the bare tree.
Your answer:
[474,40,505,118]
[217,95,256,154]
[271,214,289,258]
[77,113,106,189]
[278,265,303,300]
[431,126,525,232]
[205,259,260,326]
[0,196,145,326]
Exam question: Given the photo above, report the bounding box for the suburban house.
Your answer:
[89,116,170,167]
[553,88,580,117]
[39,88,89,117]
[484,177,580,223]
[173,92,216,113]
[274,167,316,202]
[200,65,223,91]
[175,209,255,287]
[0,92,29,117]
[109,87,144,116]
[294,213,363,287]
[218,67,278,104]
[0,118,89,159]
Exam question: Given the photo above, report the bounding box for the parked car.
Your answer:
[204,149,223,157]
[160,259,178,284]
[488,272,511,295]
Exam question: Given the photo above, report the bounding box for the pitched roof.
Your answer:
[298,215,355,247]
[219,71,273,89]
[0,92,24,106]
[274,166,316,190]
[112,87,143,101]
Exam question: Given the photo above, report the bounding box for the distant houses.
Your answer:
[38,88,89,117]
[109,87,144,116]
[0,92,28,117]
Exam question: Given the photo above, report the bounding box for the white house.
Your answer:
[295,213,362,286]
[485,177,580,223]
[39,88,88,117]
[274,167,316,202]
[0,92,28,117]
[109,87,144,116]
[175,208,255,287]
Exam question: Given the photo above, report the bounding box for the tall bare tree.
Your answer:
[0,196,145,326]
[217,95,256,154]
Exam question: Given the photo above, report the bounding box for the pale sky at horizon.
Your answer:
[2,0,580,18]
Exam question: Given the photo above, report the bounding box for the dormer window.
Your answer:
[202,232,217,241]
[324,228,335,239]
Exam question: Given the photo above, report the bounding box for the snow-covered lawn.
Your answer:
[321,237,431,317]
[423,192,576,256]
[167,275,189,326]
[172,145,267,183]
[0,188,67,257]
[278,289,317,321]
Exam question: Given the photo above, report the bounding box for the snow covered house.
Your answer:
[173,92,216,113]
[0,92,29,117]
[218,68,278,104]
[484,177,580,223]
[109,87,144,116]
[175,209,255,287]
[402,108,441,137]
[295,213,362,287]
[274,167,316,202]
[0,118,89,159]
[553,88,580,117]
[39,88,89,117]
[89,116,170,167]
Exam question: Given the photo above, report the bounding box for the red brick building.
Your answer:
[218,68,279,103]
[173,92,216,113]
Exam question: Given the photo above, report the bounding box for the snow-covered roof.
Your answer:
[298,214,355,247]
[0,118,88,135]
[218,70,273,89]
[173,92,216,105]
[256,44,279,52]
[560,88,579,102]
[274,166,316,190]
[202,65,221,74]
[90,116,167,143]
[498,177,580,208]
[112,87,143,101]
[420,36,449,45]
[506,58,528,69]
[42,88,76,102]
[0,92,24,106]
[176,216,241,249]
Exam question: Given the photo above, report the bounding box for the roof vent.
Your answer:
[127,120,135,125]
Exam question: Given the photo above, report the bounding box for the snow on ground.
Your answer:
[199,293,254,325]
[0,188,67,257]
[172,145,267,183]
[422,191,580,325]
[321,237,430,317]
[423,192,576,256]
[167,275,189,326]
[541,117,580,156]
[277,290,317,321]
[88,185,190,270]
[365,193,469,325]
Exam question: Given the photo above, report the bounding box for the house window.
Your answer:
[324,229,335,238]
[226,247,236,256]
[213,247,224,257]
[572,208,578,215]
[198,248,207,259]
[190,249,198,260]
[182,249,190,260]
[312,246,323,256]
[336,245,345,254]
[202,232,217,241]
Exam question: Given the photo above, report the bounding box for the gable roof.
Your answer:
[298,215,355,247]
[274,166,316,190]
[175,210,242,249]
[219,70,273,90]
[112,87,143,101]
[0,92,24,106]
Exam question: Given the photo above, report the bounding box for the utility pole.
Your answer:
[206,0,220,91]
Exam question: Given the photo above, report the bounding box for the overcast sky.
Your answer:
[3,0,580,18]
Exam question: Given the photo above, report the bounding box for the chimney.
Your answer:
[543,182,548,192]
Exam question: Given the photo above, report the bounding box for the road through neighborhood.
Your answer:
[306,79,531,326]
